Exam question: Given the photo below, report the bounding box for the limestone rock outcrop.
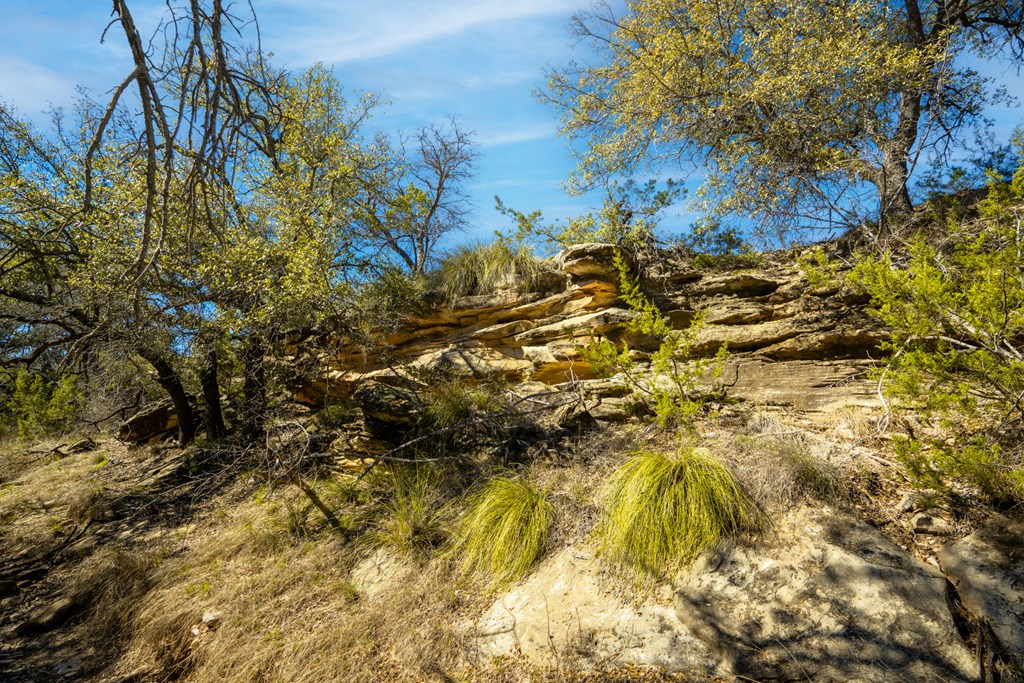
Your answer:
[293,244,886,417]
[472,547,715,673]
[938,517,1024,671]
[675,506,978,682]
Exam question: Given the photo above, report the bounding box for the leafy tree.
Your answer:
[497,178,682,254]
[2,1,478,447]
[545,0,1024,241]
[357,118,478,274]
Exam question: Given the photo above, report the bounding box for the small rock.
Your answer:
[118,399,183,443]
[15,589,94,636]
[911,512,953,535]
[201,611,222,629]
[551,401,596,433]
[587,399,633,422]
[898,489,940,513]
[66,535,99,557]
[55,657,83,676]
[67,438,97,453]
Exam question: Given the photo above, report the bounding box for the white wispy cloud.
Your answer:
[0,57,76,115]
[477,122,557,147]
[261,0,583,64]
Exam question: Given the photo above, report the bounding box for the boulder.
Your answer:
[117,399,179,443]
[351,381,423,425]
[675,506,977,682]
[472,547,715,673]
[937,517,1024,668]
[555,243,625,281]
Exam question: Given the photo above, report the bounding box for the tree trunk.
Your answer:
[878,159,914,231]
[871,89,921,238]
[199,346,226,440]
[240,336,267,443]
[137,348,196,447]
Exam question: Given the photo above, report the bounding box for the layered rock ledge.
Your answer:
[292,243,886,416]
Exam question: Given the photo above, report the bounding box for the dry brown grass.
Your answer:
[0,439,129,558]
[2,421,740,683]
[68,547,155,643]
[709,411,847,513]
[112,479,485,683]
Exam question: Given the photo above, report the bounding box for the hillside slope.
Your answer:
[1,244,1022,683]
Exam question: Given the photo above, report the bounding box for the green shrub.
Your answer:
[451,476,552,588]
[851,151,1024,504]
[410,378,509,456]
[599,446,765,583]
[6,370,83,440]
[583,251,728,426]
[430,239,543,303]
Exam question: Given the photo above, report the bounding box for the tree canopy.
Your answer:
[545,0,1024,241]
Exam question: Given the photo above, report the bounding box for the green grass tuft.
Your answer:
[430,240,543,304]
[599,446,765,583]
[452,476,552,588]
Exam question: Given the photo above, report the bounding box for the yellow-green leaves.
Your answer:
[546,0,1005,240]
[852,163,1024,502]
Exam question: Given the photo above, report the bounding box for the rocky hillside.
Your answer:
[1,244,1022,683]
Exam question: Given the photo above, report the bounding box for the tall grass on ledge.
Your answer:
[451,476,552,588]
[430,239,543,304]
[599,446,766,583]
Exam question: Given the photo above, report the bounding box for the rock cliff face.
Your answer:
[292,243,887,416]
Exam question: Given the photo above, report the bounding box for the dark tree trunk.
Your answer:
[874,88,921,237]
[137,348,196,447]
[240,336,267,443]
[199,346,226,440]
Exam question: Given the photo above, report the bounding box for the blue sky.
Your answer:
[0,1,1021,247]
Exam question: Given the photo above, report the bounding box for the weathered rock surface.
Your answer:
[937,517,1024,668]
[293,245,885,419]
[471,507,979,682]
[675,506,978,682]
[117,400,180,443]
[472,547,715,673]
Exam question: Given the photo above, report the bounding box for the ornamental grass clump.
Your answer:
[599,446,765,583]
[431,239,543,303]
[452,476,552,588]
